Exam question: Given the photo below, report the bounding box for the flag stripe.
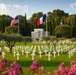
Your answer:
[10,16,19,26]
[43,15,46,22]
[37,15,46,26]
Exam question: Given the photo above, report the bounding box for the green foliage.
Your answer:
[1,34,22,53]
[71,38,76,42]
[54,25,71,38]
[50,36,57,41]
[42,36,50,41]
[0,42,76,75]
[0,33,3,40]
[52,9,68,18]
[5,26,18,34]
[3,34,22,42]
[0,10,76,38]
[0,14,12,33]
[22,37,32,45]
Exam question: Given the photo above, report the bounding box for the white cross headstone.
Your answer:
[61,47,63,54]
[2,52,6,58]
[47,52,51,61]
[53,51,56,58]
[21,49,24,55]
[16,52,20,60]
[25,51,29,57]
[31,53,35,60]
[57,50,60,56]
[44,50,48,56]
[68,51,71,58]
[13,50,16,57]
[39,51,42,58]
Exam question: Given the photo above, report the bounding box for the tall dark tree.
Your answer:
[0,14,12,33]
[72,14,76,37]
[24,13,28,36]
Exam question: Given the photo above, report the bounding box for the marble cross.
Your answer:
[47,52,51,61]
[53,51,56,58]
[39,51,42,58]
[13,50,16,57]
[16,52,20,60]
[57,50,60,56]
[25,51,29,57]
[31,53,35,60]
[21,49,24,55]
[2,52,6,58]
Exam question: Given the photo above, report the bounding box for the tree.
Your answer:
[52,9,68,18]
[0,14,12,33]
[50,36,58,51]
[42,36,51,48]
[5,26,18,34]
[0,34,22,53]
[71,14,76,37]
[54,25,71,38]
[42,36,58,51]
[22,37,32,46]
[24,13,28,36]
[54,16,60,26]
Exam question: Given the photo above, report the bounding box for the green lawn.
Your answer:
[0,42,76,75]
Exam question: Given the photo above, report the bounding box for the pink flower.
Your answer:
[70,61,76,68]
[59,62,65,71]
[39,66,46,72]
[12,70,18,75]
[11,61,18,67]
[1,58,8,63]
[29,60,40,71]
[55,70,60,75]
[68,71,75,75]
[0,62,4,71]
[0,50,2,55]
[32,60,40,67]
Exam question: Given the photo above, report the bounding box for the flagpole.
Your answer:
[18,15,19,34]
[46,19,47,36]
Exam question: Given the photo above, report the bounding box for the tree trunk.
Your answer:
[9,46,13,53]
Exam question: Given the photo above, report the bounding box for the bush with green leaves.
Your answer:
[5,26,18,34]
[0,34,22,53]
[22,37,32,45]
[54,25,71,38]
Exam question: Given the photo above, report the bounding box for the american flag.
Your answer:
[10,16,19,26]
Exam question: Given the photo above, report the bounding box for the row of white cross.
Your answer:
[0,43,76,61]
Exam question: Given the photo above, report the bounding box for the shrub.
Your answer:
[5,26,18,34]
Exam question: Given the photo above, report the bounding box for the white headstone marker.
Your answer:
[53,51,56,58]
[68,51,71,58]
[47,52,51,61]
[13,50,16,57]
[31,53,35,60]
[2,52,6,58]
[39,51,42,58]
[21,49,24,55]
[57,50,60,56]
[25,51,29,57]
[16,52,20,60]
[44,50,48,56]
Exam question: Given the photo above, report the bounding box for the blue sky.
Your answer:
[0,0,76,19]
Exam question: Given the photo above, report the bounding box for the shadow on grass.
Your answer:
[9,60,70,67]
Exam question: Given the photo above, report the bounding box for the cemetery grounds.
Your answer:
[0,41,76,75]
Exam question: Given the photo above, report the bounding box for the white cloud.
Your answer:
[70,2,76,10]
[0,3,28,17]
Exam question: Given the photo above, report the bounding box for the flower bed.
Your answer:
[0,57,76,75]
